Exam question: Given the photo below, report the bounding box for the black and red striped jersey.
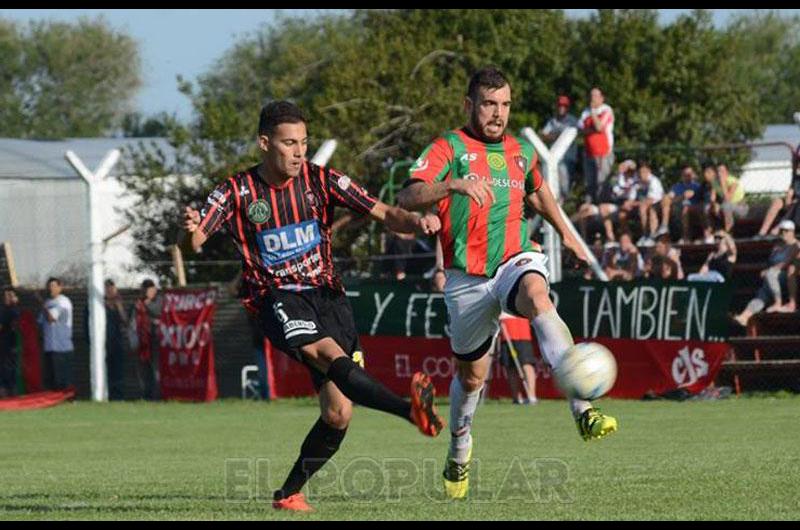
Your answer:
[197,161,377,303]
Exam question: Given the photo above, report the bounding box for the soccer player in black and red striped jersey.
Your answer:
[182,101,444,512]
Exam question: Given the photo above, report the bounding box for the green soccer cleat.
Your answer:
[443,442,472,500]
[576,407,618,441]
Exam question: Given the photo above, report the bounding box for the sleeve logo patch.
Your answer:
[337,175,351,191]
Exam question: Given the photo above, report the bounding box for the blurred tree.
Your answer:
[120,9,795,283]
[0,16,141,139]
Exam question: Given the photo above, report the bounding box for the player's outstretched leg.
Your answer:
[273,382,350,512]
[517,274,618,441]
[306,339,445,437]
[443,354,491,499]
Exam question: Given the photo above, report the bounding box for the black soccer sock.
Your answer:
[326,356,412,422]
[275,417,348,500]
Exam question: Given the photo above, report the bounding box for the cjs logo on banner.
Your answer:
[671,346,709,387]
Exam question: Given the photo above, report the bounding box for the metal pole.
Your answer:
[521,127,608,282]
[65,149,120,402]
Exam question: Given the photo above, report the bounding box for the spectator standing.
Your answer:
[37,277,74,390]
[578,87,615,204]
[541,94,579,200]
[734,220,800,326]
[0,287,20,397]
[498,313,537,405]
[103,279,127,401]
[131,279,162,400]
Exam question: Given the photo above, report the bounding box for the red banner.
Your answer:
[266,336,729,400]
[159,289,218,402]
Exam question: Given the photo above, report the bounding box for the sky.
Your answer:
[1,9,798,123]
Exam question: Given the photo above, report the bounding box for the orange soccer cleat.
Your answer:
[272,492,314,512]
[410,372,445,437]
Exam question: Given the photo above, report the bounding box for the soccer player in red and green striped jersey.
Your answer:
[398,66,619,500]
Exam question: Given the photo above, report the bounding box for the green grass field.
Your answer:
[1,395,798,520]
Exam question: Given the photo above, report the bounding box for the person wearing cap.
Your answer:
[734,220,799,326]
[541,94,579,200]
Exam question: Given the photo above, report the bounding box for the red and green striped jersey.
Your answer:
[406,128,543,278]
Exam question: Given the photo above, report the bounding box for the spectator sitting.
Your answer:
[647,254,680,280]
[540,94,579,200]
[712,163,748,234]
[733,220,800,326]
[602,232,643,281]
[756,161,800,238]
[596,159,638,242]
[654,233,684,279]
[384,230,433,281]
[769,256,798,313]
[659,165,708,243]
[632,161,665,246]
[687,230,737,283]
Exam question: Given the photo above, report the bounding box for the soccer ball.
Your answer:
[555,342,617,400]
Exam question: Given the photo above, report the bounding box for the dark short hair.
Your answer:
[467,66,510,101]
[258,100,306,137]
[105,279,115,287]
[3,286,16,294]
[141,279,155,290]
[46,277,61,286]
[638,160,651,170]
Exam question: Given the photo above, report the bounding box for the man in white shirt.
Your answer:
[631,161,665,246]
[37,277,74,390]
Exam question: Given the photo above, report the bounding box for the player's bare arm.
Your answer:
[526,180,589,266]
[369,201,441,236]
[397,179,495,211]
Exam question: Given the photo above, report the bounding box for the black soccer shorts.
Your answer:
[258,286,363,390]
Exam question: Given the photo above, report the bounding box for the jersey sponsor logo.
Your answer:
[463,173,525,190]
[247,199,271,224]
[411,156,429,173]
[459,152,478,163]
[256,220,321,266]
[487,152,507,171]
[283,318,319,340]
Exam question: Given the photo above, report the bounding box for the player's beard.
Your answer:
[470,112,504,144]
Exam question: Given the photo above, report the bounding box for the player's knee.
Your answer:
[322,405,352,430]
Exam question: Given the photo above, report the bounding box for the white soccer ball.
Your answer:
[555,342,617,400]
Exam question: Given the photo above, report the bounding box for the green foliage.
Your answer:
[120,9,799,281]
[0,16,141,139]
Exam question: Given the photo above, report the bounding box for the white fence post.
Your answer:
[65,149,120,402]
[521,127,608,282]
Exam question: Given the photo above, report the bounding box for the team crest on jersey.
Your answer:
[514,155,527,173]
[487,152,507,171]
[247,199,271,224]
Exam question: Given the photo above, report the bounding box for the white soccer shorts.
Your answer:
[443,251,550,357]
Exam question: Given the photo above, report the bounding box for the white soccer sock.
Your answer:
[448,374,480,464]
[531,309,592,419]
